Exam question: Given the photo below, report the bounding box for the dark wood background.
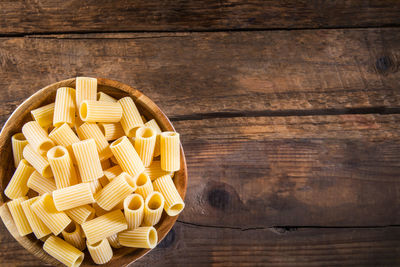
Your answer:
[1,1,400,266]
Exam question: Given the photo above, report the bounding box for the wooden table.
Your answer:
[1,1,400,266]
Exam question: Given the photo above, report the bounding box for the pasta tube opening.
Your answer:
[79,102,88,121]
[147,192,163,211]
[136,127,155,139]
[125,194,143,211]
[47,146,66,158]
[148,227,157,248]
[13,133,26,141]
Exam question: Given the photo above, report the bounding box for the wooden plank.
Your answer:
[174,114,400,227]
[1,1,400,34]
[0,222,399,266]
[0,29,400,124]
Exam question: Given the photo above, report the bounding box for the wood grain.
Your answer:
[0,29,400,125]
[1,1,400,34]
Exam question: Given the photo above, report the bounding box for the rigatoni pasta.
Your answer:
[48,123,80,162]
[22,121,55,155]
[21,197,52,239]
[79,100,122,123]
[7,197,32,236]
[87,179,103,194]
[135,126,156,167]
[153,174,185,216]
[47,146,78,188]
[124,194,144,229]
[107,234,121,248]
[87,239,113,264]
[76,76,97,108]
[97,92,117,102]
[81,209,127,245]
[104,165,123,181]
[4,159,34,199]
[118,97,144,137]
[43,235,84,267]
[144,160,174,181]
[65,204,95,225]
[53,87,76,127]
[62,222,86,251]
[31,102,55,128]
[143,192,164,226]
[110,136,144,179]
[11,133,28,168]
[98,122,125,141]
[144,119,162,157]
[118,227,158,249]
[160,131,180,171]
[135,173,153,200]
[23,144,53,178]
[72,139,103,182]
[77,122,113,160]
[27,171,56,195]
[53,183,95,211]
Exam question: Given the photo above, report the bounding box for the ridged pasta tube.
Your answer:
[72,139,103,182]
[11,133,28,168]
[100,158,111,170]
[23,144,53,178]
[153,174,185,216]
[27,171,56,195]
[43,235,84,267]
[81,209,127,245]
[160,131,180,172]
[7,197,32,236]
[135,126,156,167]
[21,197,51,239]
[65,204,95,225]
[31,193,71,235]
[87,239,113,264]
[22,121,55,155]
[144,119,162,157]
[104,165,123,181]
[107,233,121,248]
[77,122,113,160]
[53,183,95,211]
[76,77,97,108]
[144,161,173,181]
[98,122,125,141]
[48,123,80,163]
[97,92,117,102]
[94,172,136,211]
[135,173,153,200]
[79,100,122,123]
[4,159,34,199]
[124,194,144,229]
[87,179,103,194]
[53,87,76,127]
[110,136,144,179]
[118,97,144,137]
[47,146,78,189]
[143,192,164,226]
[62,222,86,251]
[31,102,55,128]
[118,227,158,249]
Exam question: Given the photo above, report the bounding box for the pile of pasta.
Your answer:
[4,77,184,267]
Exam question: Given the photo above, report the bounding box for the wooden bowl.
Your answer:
[0,78,187,266]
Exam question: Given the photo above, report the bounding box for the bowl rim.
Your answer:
[0,77,188,266]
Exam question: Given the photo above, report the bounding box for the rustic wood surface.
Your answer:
[0,2,399,266]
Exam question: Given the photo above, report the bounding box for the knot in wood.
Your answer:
[208,188,231,210]
[375,55,396,75]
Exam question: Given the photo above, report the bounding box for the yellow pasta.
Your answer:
[143,192,164,226]
[65,204,95,225]
[4,159,34,199]
[76,77,97,109]
[12,133,28,168]
[153,175,185,216]
[144,119,162,157]
[144,160,174,181]
[53,87,76,127]
[7,197,32,236]
[43,235,84,267]
[79,100,122,123]
[21,197,51,239]
[27,171,56,195]
[87,179,103,194]
[135,173,153,200]
[118,97,144,137]
[77,122,113,160]
[48,123,80,163]
[107,233,121,248]
[22,121,55,155]
[94,172,136,211]
[53,183,95,211]
[23,144,53,178]
[110,136,144,179]
[100,158,111,170]
[99,176,109,187]
[81,209,127,245]
[62,222,86,251]
[118,227,158,249]
[110,156,118,165]
[31,102,55,128]
[47,146,78,189]
[31,193,71,235]
[135,126,156,167]
[74,114,84,132]
[160,131,180,172]
[72,139,103,182]
[124,194,144,230]
[87,239,113,264]
[103,165,123,181]
[98,122,125,141]
[97,92,117,102]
